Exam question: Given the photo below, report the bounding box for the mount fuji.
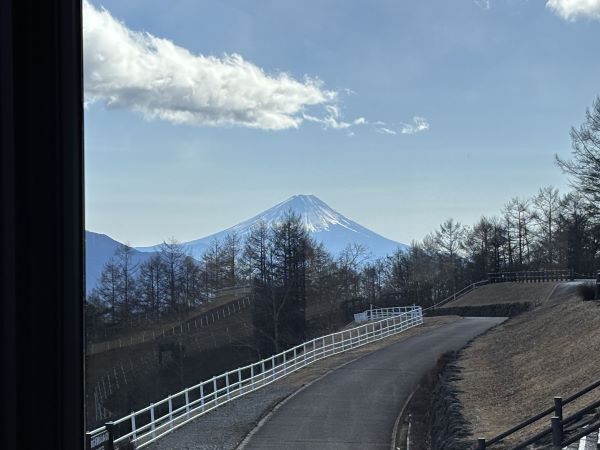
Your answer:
[135,194,408,260]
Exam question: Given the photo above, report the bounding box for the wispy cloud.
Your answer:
[546,0,600,21]
[475,0,491,10]
[400,117,430,135]
[377,127,398,135]
[302,106,369,132]
[83,0,342,131]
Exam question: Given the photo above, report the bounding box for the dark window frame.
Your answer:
[1,1,84,449]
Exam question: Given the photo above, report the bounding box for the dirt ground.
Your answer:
[454,285,600,447]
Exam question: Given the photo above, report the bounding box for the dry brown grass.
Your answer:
[455,291,600,447]
[448,282,557,307]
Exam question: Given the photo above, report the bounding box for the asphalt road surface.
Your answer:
[241,317,505,450]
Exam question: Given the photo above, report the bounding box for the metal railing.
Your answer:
[476,378,600,449]
[488,270,574,284]
[423,279,490,312]
[353,306,418,323]
[87,306,423,449]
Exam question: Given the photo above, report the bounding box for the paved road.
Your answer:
[241,317,505,450]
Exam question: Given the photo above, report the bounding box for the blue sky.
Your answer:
[84,0,600,246]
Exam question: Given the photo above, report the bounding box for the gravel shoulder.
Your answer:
[145,316,460,450]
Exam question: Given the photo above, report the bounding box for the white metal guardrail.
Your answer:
[86,306,423,449]
[354,306,418,323]
[424,279,490,312]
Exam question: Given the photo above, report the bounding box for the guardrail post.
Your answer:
[85,431,92,450]
[554,397,563,421]
[150,403,156,438]
[130,413,137,440]
[200,384,205,412]
[213,378,217,404]
[477,438,486,450]
[595,271,600,300]
[104,421,116,450]
[226,372,230,399]
[551,416,563,447]
[86,428,112,450]
[272,356,276,380]
[185,389,190,417]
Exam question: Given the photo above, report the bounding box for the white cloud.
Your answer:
[83,0,339,130]
[546,0,600,21]
[377,127,397,135]
[302,106,367,131]
[475,0,491,10]
[400,117,430,135]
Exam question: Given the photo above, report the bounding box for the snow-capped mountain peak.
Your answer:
[136,194,408,260]
[232,194,356,234]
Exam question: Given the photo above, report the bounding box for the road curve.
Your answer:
[240,317,505,450]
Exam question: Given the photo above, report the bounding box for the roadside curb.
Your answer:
[390,389,416,450]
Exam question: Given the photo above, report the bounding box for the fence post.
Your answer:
[213,378,217,404]
[200,383,205,412]
[272,356,276,380]
[226,372,230,400]
[477,438,486,450]
[130,413,137,441]
[104,422,117,450]
[185,389,190,417]
[150,403,156,438]
[168,395,173,428]
[595,271,600,300]
[551,416,563,447]
[554,397,563,421]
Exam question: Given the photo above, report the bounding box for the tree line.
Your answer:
[88,97,600,353]
[363,97,600,308]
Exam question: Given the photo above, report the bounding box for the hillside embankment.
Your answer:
[399,281,600,449]
[86,292,365,429]
[430,281,560,319]
[444,282,558,307]
[454,283,600,447]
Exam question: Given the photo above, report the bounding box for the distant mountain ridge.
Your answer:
[85,231,157,294]
[135,194,408,260]
[86,195,408,293]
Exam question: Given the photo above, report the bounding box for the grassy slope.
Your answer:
[445,282,557,307]
[454,284,600,445]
